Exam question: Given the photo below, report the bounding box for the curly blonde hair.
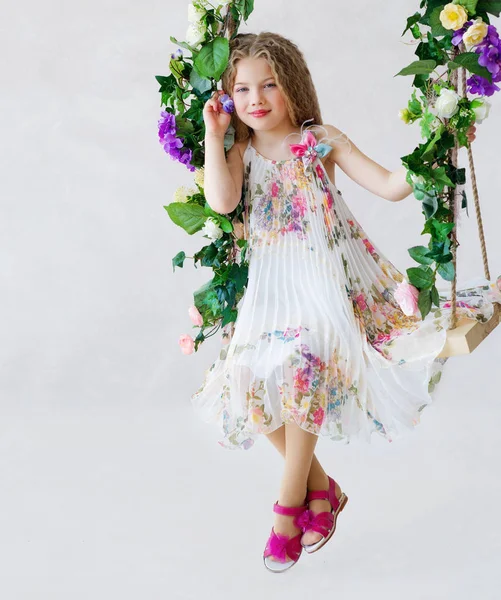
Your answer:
[221,32,324,143]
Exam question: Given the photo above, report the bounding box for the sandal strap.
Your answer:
[273,502,308,517]
[306,476,340,511]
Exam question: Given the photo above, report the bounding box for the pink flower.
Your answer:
[363,239,375,254]
[315,164,325,180]
[355,293,368,312]
[271,182,279,197]
[179,334,195,355]
[394,280,420,316]
[294,369,311,394]
[312,406,325,426]
[188,305,203,326]
[325,189,334,209]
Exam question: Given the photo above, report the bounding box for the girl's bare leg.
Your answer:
[263,422,318,563]
[265,424,345,546]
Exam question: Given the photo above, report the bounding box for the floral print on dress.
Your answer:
[191,121,501,451]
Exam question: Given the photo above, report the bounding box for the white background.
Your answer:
[1,1,500,598]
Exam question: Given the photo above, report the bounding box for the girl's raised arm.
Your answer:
[322,124,412,203]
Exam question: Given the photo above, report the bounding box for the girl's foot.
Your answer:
[301,474,344,546]
[264,496,307,569]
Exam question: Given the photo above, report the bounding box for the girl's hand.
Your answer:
[203,90,232,139]
[466,123,477,144]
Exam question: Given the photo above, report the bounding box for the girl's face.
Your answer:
[231,57,291,131]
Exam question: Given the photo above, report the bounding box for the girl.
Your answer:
[193,32,480,572]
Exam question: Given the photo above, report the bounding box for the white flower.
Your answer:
[185,22,206,47]
[173,185,197,203]
[435,88,460,119]
[187,2,206,24]
[202,217,223,241]
[471,98,491,123]
[193,167,205,188]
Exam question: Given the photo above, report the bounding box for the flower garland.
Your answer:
[395,1,500,319]
[156,2,255,354]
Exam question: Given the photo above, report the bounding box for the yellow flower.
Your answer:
[173,185,197,203]
[463,17,488,51]
[193,167,205,188]
[398,108,411,124]
[439,3,468,30]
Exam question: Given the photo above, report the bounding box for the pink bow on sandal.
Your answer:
[263,501,308,573]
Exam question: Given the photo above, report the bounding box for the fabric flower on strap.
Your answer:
[289,130,333,172]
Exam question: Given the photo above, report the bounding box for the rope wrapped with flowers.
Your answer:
[395,1,500,323]
[156,2,253,354]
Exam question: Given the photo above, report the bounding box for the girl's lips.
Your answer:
[250,110,270,117]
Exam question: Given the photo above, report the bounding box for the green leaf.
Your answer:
[420,110,439,139]
[431,285,441,307]
[395,59,437,77]
[172,251,186,271]
[431,166,454,192]
[218,216,233,233]
[402,12,423,36]
[235,0,255,21]
[189,68,212,94]
[407,266,435,289]
[169,36,199,54]
[448,52,493,83]
[165,202,207,234]
[408,91,422,116]
[476,0,501,16]
[409,245,435,265]
[456,0,480,14]
[193,37,230,80]
[429,6,449,37]
[433,220,455,240]
[418,289,433,319]
[437,261,455,281]
[422,193,439,218]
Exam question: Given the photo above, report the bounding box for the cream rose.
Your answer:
[439,3,468,30]
[202,217,223,241]
[471,98,491,123]
[463,17,488,51]
[435,88,460,119]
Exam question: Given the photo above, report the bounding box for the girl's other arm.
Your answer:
[323,124,411,202]
[323,123,477,203]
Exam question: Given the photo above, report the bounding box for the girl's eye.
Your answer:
[235,83,276,93]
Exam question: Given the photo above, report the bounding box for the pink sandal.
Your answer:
[299,475,348,554]
[263,501,308,573]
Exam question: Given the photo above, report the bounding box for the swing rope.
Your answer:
[448,49,491,330]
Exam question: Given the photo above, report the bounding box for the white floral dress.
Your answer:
[191,123,501,450]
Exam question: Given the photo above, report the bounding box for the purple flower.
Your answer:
[157,110,195,171]
[171,48,183,60]
[452,20,473,46]
[466,74,501,96]
[220,93,234,114]
[477,44,500,76]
